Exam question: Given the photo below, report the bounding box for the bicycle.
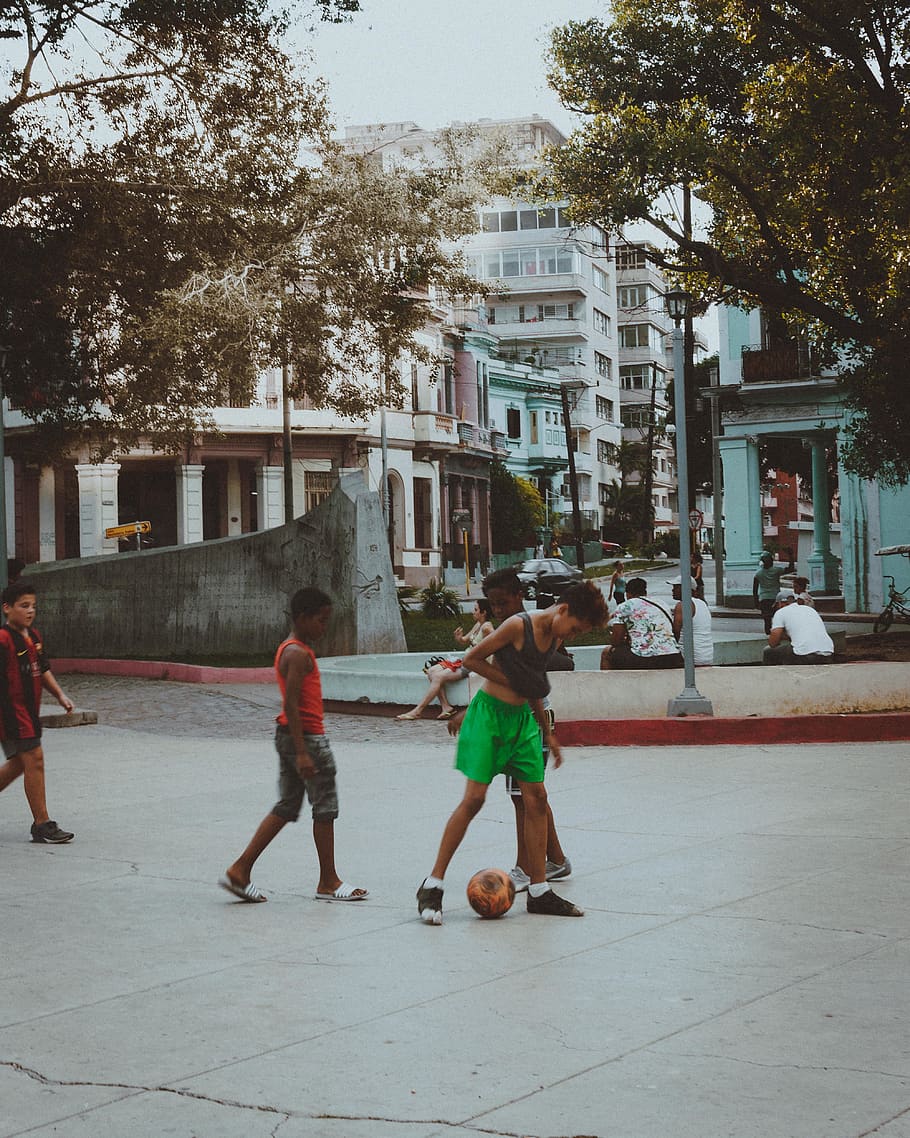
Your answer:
[873,575,910,633]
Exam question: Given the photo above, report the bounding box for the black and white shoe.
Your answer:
[416,878,443,925]
[31,820,74,844]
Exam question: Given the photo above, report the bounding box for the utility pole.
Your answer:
[281,355,294,523]
[640,362,658,548]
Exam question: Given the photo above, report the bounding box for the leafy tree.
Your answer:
[544,1,910,484]
[489,462,543,554]
[0,1,483,459]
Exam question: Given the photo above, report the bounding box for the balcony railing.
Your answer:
[741,342,814,383]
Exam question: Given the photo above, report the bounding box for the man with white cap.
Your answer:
[668,576,714,666]
[763,590,835,664]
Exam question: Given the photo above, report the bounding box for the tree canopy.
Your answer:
[0,1,482,458]
[544,0,910,484]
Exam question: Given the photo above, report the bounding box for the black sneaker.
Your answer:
[416,878,443,925]
[30,820,74,844]
[527,888,583,917]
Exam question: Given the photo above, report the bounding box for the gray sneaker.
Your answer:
[509,866,531,893]
[545,857,572,881]
[30,820,74,844]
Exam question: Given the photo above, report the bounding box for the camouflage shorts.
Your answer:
[272,729,339,822]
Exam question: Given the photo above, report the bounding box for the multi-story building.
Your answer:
[614,242,676,537]
[344,115,623,538]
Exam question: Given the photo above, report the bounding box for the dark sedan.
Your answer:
[514,557,583,599]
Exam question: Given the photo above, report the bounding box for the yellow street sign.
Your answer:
[105,521,152,539]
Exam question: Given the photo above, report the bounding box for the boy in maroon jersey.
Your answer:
[0,579,75,843]
[220,587,368,904]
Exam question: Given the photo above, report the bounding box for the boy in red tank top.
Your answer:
[0,579,75,843]
[220,587,368,904]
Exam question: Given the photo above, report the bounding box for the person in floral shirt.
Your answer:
[600,578,683,670]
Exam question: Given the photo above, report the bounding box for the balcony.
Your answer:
[488,317,587,341]
[741,343,815,384]
[414,410,459,449]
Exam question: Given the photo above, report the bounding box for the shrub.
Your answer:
[419,577,462,619]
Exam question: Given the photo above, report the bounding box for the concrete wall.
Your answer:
[25,470,406,660]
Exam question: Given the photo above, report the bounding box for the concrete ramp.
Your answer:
[26,470,405,660]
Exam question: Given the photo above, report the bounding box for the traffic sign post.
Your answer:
[105,521,151,551]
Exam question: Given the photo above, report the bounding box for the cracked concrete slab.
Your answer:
[1,677,909,1137]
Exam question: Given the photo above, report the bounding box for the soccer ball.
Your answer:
[466,868,515,919]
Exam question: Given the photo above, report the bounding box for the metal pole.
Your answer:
[380,404,389,532]
[709,377,725,607]
[560,384,586,571]
[667,317,712,717]
[281,358,294,523]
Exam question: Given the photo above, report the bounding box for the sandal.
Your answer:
[219,875,267,903]
[437,708,457,720]
[315,882,369,902]
[396,712,420,721]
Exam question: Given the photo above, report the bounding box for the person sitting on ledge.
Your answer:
[600,577,683,670]
[763,590,835,665]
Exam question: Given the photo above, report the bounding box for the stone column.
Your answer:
[38,465,56,561]
[718,436,764,603]
[225,459,243,536]
[76,463,121,557]
[807,440,841,593]
[175,464,205,545]
[256,465,285,530]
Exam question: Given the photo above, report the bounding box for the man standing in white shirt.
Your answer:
[763,590,835,664]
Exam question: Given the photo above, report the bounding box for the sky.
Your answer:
[304,0,608,137]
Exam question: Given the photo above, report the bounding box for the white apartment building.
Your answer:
[344,115,623,537]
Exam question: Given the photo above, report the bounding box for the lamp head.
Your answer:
[664,288,690,325]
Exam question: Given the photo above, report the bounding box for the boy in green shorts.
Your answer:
[417,580,607,924]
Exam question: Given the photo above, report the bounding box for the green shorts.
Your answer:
[455,689,545,786]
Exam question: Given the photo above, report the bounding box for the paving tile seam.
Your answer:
[857,1104,910,1138]
[642,1048,910,1082]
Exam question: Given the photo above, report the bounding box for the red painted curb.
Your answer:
[54,659,273,684]
[557,714,910,747]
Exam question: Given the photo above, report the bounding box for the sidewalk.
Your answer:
[2,677,910,1137]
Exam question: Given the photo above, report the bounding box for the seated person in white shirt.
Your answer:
[669,576,714,666]
[763,590,835,665]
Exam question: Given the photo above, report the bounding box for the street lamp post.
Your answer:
[665,289,713,718]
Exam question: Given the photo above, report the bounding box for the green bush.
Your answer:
[419,577,462,619]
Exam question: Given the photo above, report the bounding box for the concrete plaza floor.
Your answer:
[3,675,910,1138]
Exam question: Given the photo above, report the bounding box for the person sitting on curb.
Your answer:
[763,590,835,665]
[669,576,714,666]
[600,577,683,670]
[753,549,795,633]
[396,599,494,721]
[793,576,816,607]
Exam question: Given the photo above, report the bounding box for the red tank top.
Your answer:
[274,637,324,735]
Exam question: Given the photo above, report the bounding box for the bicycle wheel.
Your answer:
[873,608,894,634]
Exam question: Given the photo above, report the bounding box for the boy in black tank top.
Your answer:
[417,581,607,924]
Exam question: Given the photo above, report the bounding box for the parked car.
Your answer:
[514,557,583,599]
[600,541,626,557]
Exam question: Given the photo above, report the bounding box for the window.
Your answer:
[414,478,433,549]
[596,395,614,422]
[506,407,521,439]
[592,264,609,292]
[597,439,618,463]
[304,470,336,514]
[442,360,455,414]
[615,246,648,270]
[476,360,489,428]
[530,410,539,444]
[618,284,649,309]
[476,245,577,279]
[593,308,611,336]
[499,210,518,231]
[410,361,419,410]
[619,323,660,349]
[621,406,651,429]
[595,351,612,379]
[620,363,660,390]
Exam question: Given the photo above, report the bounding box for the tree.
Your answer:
[489,462,543,554]
[0,1,483,459]
[543,1,910,484]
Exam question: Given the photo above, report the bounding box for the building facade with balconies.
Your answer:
[717,304,910,612]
